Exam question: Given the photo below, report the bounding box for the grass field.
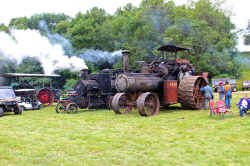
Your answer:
[0,92,250,166]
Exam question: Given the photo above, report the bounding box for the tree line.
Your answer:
[0,0,246,89]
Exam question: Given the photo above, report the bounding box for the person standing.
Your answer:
[224,81,232,109]
[200,83,214,110]
[238,94,250,117]
[218,81,225,100]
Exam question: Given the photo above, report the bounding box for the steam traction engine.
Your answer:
[56,69,121,113]
[111,45,208,116]
[56,50,141,113]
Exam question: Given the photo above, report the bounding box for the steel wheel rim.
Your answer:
[56,103,65,113]
[137,92,160,117]
[193,78,206,109]
[112,93,131,114]
[117,94,129,114]
[144,94,157,116]
[67,103,78,114]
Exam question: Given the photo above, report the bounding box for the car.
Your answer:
[0,86,23,117]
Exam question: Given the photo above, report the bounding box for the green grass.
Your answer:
[0,92,250,166]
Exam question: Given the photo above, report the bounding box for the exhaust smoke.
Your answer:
[0,22,87,75]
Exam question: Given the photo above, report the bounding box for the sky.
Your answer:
[0,0,249,51]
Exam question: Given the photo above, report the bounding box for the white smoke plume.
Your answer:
[78,49,122,64]
[0,28,87,75]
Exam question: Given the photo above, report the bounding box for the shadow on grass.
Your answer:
[54,108,115,115]
[1,112,21,117]
[159,105,201,114]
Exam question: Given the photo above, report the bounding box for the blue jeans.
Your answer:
[240,107,247,117]
[204,98,211,110]
[225,95,231,108]
[219,93,224,100]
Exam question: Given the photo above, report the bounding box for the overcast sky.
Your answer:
[0,0,249,51]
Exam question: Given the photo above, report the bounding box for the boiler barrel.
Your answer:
[115,74,163,92]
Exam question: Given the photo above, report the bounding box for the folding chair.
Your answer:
[209,100,226,119]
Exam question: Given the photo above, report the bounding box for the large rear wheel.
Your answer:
[178,76,207,109]
[36,88,54,107]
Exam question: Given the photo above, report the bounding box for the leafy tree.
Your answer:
[9,17,30,29]
[16,57,44,74]
[1,0,242,87]
[52,69,78,89]
[63,79,78,90]
[164,0,238,78]
[68,7,113,50]
[244,20,250,45]
[0,57,16,73]
[0,24,9,33]
[8,13,70,32]
[53,20,72,36]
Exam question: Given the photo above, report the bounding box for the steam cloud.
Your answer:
[0,20,123,74]
[78,49,122,64]
[0,23,87,74]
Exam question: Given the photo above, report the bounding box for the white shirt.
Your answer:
[241,99,248,109]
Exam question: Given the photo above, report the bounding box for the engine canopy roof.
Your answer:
[157,45,190,52]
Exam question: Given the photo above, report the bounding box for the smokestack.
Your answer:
[122,50,130,73]
[79,68,88,80]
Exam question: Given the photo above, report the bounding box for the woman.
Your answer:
[238,94,250,117]
[218,81,225,100]
[224,81,232,109]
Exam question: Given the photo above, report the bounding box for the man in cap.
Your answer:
[200,82,214,110]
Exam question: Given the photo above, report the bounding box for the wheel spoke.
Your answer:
[112,93,131,114]
[137,92,159,116]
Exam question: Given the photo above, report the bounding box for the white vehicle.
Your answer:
[242,80,250,91]
[15,89,43,110]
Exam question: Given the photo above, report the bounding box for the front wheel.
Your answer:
[18,107,23,115]
[56,102,65,113]
[111,93,131,114]
[15,106,23,115]
[136,92,160,117]
[66,103,78,114]
[0,107,4,117]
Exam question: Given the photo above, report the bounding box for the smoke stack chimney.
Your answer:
[122,50,130,73]
[79,68,88,80]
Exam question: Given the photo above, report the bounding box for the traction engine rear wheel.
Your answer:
[178,76,207,109]
[137,92,160,116]
[36,88,54,107]
[111,93,131,114]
